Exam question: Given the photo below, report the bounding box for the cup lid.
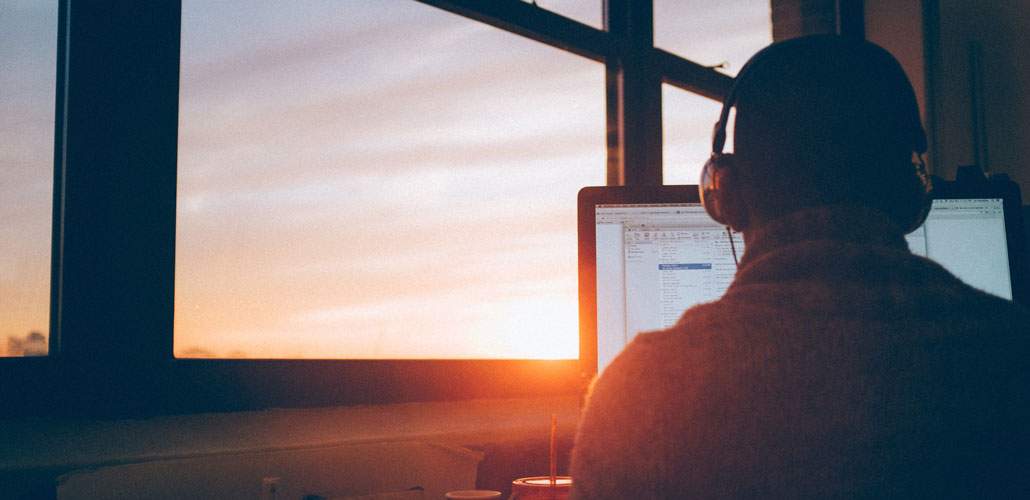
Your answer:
[512,476,573,488]
[445,490,503,499]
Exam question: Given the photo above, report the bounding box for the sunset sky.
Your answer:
[1,0,770,359]
[1,0,56,356]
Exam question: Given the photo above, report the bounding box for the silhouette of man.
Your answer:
[571,35,1029,499]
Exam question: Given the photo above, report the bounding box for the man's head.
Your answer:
[700,35,930,233]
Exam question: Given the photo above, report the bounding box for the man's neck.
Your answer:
[739,204,908,265]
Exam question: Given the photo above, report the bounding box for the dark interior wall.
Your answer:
[863,0,928,146]
[770,0,839,40]
[867,0,1030,195]
[772,0,1030,199]
[928,0,1030,193]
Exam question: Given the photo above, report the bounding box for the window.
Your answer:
[175,0,604,359]
[658,1,771,185]
[1,1,58,358]
[525,0,602,29]
[5,0,778,415]
[654,0,771,76]
[662,86,724,185]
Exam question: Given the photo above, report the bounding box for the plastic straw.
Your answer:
[550,413,557,487]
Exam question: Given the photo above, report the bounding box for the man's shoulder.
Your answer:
[588,303,728,402]
[573,310,723,498]
[601,303,726,378]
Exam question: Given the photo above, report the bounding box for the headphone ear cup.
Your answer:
[700,153,748,230]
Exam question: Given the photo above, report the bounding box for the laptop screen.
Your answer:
[586,192,1015,373]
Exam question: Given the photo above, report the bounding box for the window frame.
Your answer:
[3,0,739,417]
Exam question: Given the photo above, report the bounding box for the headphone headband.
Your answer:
[701,35,933,234]
[711,40,783,154]
[711,36,928,156]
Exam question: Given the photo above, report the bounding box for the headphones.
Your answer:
[699,36,932,234]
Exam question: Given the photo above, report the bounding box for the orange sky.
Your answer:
[1,1,56,357]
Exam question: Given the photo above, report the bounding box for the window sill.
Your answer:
[1,396,580,498]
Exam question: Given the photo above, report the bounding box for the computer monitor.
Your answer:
[578,187,1019,374]
[905,198,1012,300]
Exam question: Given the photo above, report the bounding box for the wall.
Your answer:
[866,0,1030,196]
[863,0,928,139]
[770,0,838,41]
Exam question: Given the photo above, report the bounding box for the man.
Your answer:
[571,36,1029,499]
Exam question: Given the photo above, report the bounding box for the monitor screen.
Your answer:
[594,202,742,372]
[905,198,1012,300]
[592,197,1013,373]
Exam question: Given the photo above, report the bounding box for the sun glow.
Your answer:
[173,0,601,360]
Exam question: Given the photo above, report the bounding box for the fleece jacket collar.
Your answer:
[732,205,950,289]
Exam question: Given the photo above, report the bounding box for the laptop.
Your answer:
[578,185,1023,375]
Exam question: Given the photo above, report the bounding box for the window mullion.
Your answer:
[56,0,181,412]
[415,0,611,62]
[605,0,662,186]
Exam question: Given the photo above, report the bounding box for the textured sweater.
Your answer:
[571,206,1030,499]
